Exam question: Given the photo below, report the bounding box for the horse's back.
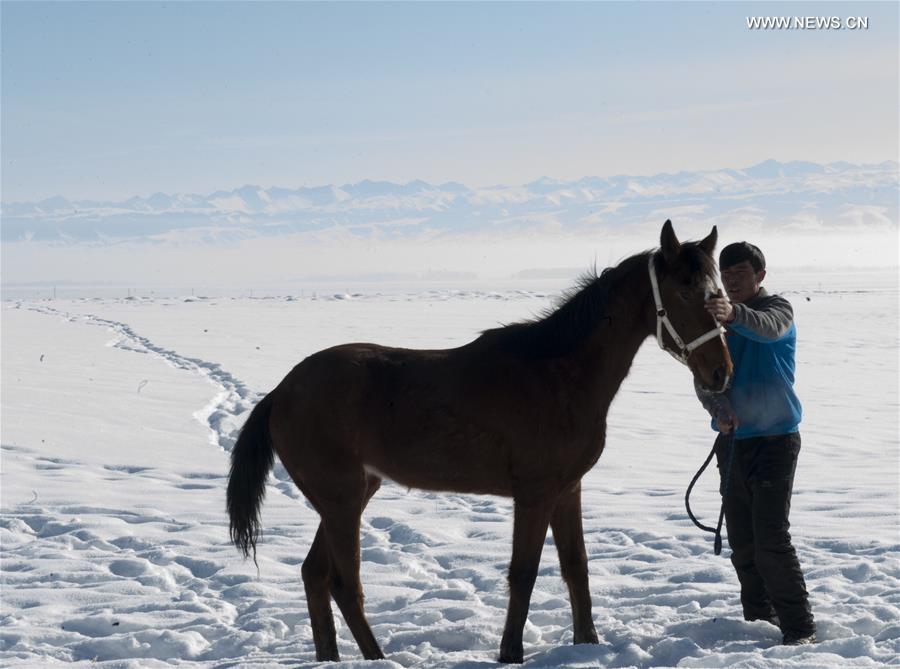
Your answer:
[267,342,516,494]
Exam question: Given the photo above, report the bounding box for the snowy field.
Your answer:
[2,269,898,668]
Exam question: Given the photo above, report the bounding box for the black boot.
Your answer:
[782,630,817,646]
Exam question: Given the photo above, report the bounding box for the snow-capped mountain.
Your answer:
[2,160,896,243]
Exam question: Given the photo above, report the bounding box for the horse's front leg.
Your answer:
[499,498,555,664]
[550,482,599,645]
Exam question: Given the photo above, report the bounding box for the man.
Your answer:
[697,241,816,645]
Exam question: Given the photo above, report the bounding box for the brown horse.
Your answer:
[227,220,732,663]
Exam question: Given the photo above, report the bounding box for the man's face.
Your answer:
[721,260,765,304]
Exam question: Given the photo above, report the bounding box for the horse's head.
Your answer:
[651,220,733,393]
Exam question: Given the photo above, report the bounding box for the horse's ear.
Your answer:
[699,225,718,257]
[660,219,680,263]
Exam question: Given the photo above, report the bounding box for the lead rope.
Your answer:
[685,430,736,555]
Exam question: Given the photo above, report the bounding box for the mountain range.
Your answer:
[2,160,897,244]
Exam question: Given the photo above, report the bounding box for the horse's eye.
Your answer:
[678,288,693,301]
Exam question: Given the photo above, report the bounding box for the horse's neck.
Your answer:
[578,255,654,407]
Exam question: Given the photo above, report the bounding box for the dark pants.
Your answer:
[715,432,815,636]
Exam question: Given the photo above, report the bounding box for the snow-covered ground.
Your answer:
[2,269,898,668]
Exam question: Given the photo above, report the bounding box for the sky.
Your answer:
[2,1,898,203]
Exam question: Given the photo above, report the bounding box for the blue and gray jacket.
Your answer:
[696,288,802,438]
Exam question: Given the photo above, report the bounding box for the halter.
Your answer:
[648,253,725,366]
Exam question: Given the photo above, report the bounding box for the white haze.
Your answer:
[2,228,898,301]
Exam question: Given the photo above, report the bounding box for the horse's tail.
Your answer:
[227,393,275,564]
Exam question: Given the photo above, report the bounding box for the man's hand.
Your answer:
[705,289,734,323]
[715,405,740,433]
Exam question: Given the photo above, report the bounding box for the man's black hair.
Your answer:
[719,242,766,272]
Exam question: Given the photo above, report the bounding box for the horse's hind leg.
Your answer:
[301,524,339,661]
[550,483,599,645]
[321,473,384,660]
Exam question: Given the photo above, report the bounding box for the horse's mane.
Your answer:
[481,242,716,359]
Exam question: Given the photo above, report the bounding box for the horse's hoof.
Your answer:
[315,650,340,662]
[574,628,600,645]
[498,651,524,664]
